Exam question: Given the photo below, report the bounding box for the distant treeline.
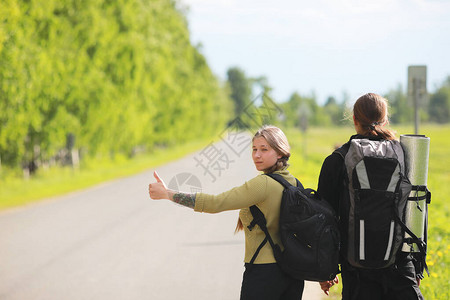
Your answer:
[1,1,449,173]
[279,76,450,128]
[0,0,233,170]
[227,66,450,130]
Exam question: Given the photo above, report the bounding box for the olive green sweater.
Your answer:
[194,168,296,264]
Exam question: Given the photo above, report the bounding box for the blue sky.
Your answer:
[180,0,450,104]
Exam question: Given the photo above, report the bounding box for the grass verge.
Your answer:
[0,139,211,211]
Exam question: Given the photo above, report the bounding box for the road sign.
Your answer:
[407,66,427,134]
[408,66,427,98]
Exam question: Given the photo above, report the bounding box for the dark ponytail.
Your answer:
[353,93,396,140]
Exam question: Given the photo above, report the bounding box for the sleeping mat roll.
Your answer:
[400,134,430,253]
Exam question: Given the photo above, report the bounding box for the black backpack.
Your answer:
[335,138,429,273]
[247,173,340,282]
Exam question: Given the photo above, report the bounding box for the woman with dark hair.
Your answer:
[317,93,424,299]
[148,125,304,300]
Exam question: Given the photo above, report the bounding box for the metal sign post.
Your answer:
[407,66,427,134]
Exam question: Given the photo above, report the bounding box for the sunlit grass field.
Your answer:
[0,124,448,299]
[287,124,449,300]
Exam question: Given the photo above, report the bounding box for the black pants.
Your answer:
[341,260,424,300]
[240,263,304,300]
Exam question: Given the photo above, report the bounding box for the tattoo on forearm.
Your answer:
[173,192,196,209]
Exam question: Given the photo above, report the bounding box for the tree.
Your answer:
[323,96,344,125]
[429,77,450,123]
[384,84,412,124]
[0,0,233,171]
[281,92,327,128]
[226,67,252,118]
[251,76,282,126]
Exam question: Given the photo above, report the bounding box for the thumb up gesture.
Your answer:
[148,171,169,200]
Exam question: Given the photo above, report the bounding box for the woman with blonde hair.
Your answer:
[149,125,304,300]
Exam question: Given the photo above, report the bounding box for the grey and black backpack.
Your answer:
[335,138,428,271]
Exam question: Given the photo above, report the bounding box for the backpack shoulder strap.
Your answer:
[248,173,292,266]
[247,205,269,264]
[264,173,303,189]
[333,141,350,159]
[247,205,282,265]
[394,213,430,276]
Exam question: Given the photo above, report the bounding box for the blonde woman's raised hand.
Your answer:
[148,171,170,200]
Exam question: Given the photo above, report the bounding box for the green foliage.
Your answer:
[385,78,450,125]
[384,84,413,124]
[287,125,354,187]
[416,125,450,299]
[428,77,450,123]
[323,96,347,126]
[0,0,232,170]
[278,79,450,129]
[226,67,253,120]
[280,92,340,129]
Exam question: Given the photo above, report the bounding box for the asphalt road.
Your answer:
[0,134,325,300]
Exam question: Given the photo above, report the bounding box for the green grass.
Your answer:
[0,138,212,210]
[287,124,450,300]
